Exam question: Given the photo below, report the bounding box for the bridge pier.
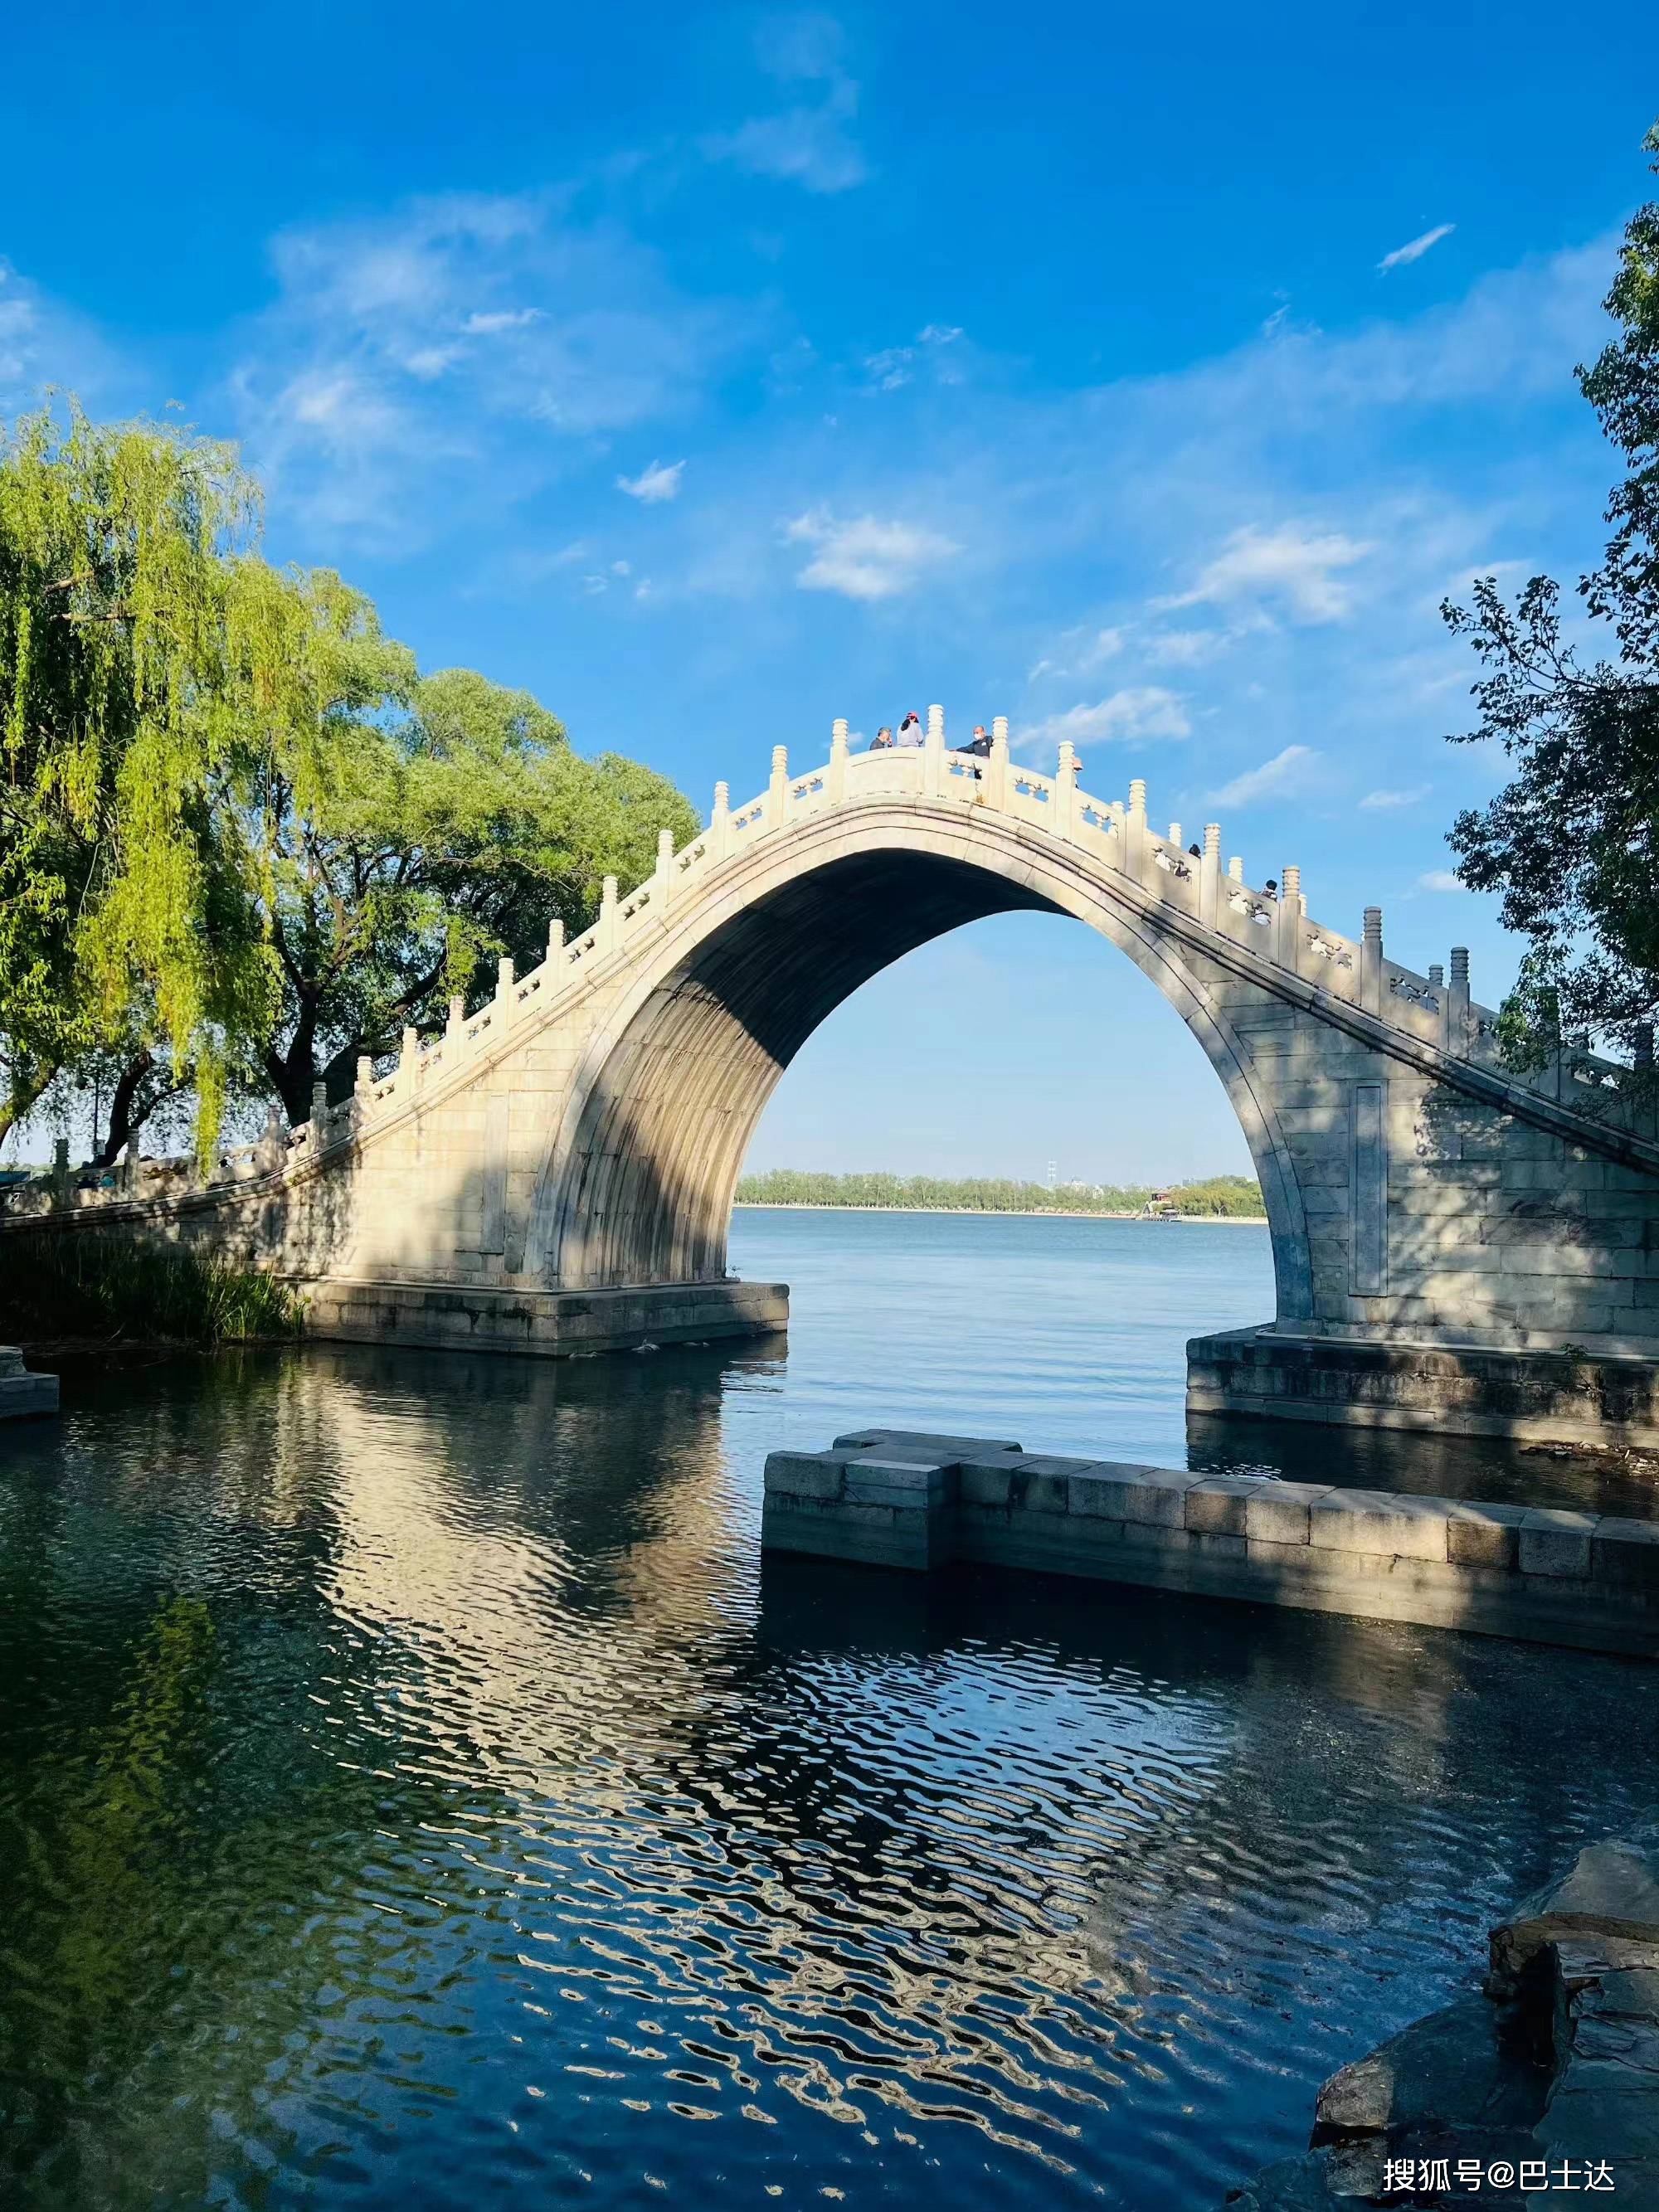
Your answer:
[1188,1326,1659,1451]
[293,1276,789,1359]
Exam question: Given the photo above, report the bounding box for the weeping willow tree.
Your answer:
[0,404,280,1153]
[1,401,699,1160]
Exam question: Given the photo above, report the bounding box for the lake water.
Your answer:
[2,1208,1656,2211]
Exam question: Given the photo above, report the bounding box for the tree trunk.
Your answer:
[91,1050,156,1167]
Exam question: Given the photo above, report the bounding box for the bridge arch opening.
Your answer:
[523,814,1313,1323]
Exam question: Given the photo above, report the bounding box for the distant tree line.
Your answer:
[733,1170,1266,1217]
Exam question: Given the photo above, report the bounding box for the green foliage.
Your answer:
[1443,124,1659,1070]
[732,1169,1265,1216]
[0,1232,303,1347]
[0,400,700,1154]
[254,652,698,1121]
[0,403,278,1150]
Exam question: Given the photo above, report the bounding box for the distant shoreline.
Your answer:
[732,1203,1267,1223]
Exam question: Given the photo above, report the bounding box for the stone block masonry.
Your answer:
[761,1427,1659,1657]
[296,1276,789,1359]
[1190,1325,1659,1448]
[0,1346,56,1420]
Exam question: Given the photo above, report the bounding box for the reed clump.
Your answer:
[0,1234,302,1349]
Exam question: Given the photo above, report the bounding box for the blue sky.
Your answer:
[4,5,1657,1179]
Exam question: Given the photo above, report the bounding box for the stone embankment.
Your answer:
[761,1430,1659,1656]
[1226,1826,1659,2206]
[0,1346,56,1421]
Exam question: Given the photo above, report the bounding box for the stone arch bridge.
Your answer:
[8,709,1659,1444]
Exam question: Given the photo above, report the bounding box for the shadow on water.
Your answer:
[2,1242,1658,2209]
[1184,1407,1659,1518]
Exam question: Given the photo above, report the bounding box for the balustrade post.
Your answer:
[1636,1023,1656,1139]
[1228,856,1243,882]
[258,1099,285,1172]
[495,953,515,1028]
[768,745,789,828]
[1168,821,1182,849]
[986,716,1010,809]
[547,916,566,966]
[446,994,464,1043]
[1055,741,1078,836]
[51,1135,69,1210]
[311,1079,328,1134]
[923,708,944,801]
[655,825,675,914]
[1428,964,1444,987]
[1444,946,1470,1057]
[600,874,620,950]
[401,1027,419,1087]
[710,780,730,862]
[1360,907,1384,1016]
[828,718,848,804]
[1127,778,1148,884]
[1200,824,1221,927]
[1278,866,1302,973]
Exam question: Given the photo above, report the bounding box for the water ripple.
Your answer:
[0,1213,1655,2210]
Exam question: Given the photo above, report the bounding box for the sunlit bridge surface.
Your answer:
[2,1212,1656,2211]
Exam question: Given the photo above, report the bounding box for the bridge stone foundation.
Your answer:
[7,711,1659,1443]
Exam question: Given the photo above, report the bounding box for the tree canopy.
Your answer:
[1443,124,1659,1071]
[0,401,698,1159]
[0,405,275,1151]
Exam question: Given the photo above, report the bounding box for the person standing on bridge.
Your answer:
[869,726,894,750]
[965,725,992,758]
[897,711,923,746]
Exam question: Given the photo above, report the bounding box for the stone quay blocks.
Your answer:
[0,1346,57,1421]
[762,1428,1659,1658]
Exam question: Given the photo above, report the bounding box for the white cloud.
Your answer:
[462,307,543,334]
[1360,784,1429,810]
[617,458,685,503]
[704,18,866,194]
[1415,868,1467,892]
[1029,625,1126,679]
[1021,688,1192,751]
[861,322,968,394]
[0,257,128,412]
[1141,625,1235,667]
[1164,522,1373,624]
[783,508,959,599]
[864,346,914,391]
[708,102,867,193]
[1207,744,1322,807]
[227,192,738,543]
[1379,223,1455,275]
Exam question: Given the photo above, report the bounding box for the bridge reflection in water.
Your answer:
[2,1326,1658,2209]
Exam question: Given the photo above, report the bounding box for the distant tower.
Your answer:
[1046,1159,1058,1194]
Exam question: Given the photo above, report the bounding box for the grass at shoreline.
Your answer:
[0,1233,303,1354]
